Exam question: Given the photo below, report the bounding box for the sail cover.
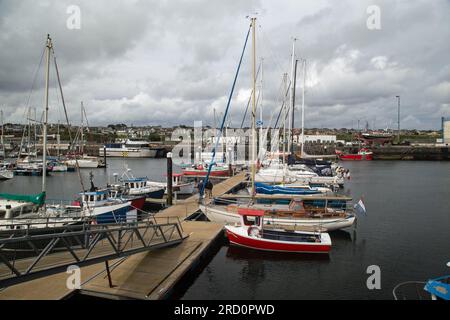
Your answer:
[0,192,46,206]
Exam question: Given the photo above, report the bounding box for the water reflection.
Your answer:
[226,245,331,262]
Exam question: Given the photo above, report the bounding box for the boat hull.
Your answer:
[200,205,355,231]
[65,159,99,168]
[225,227,331,253]
[339,154,373,161]
[183,169,229,177]
[0,170,13,180]
[99,148,157,158]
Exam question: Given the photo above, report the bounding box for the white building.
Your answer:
[293,135,337,143]
[442,117,450,144]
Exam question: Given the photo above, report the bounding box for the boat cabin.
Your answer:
[288,199,306,213]
[79,189,110,207]
[237,207,265,229]
[0,201,37,219]
[123,177,148,191]
[167,173,185,185]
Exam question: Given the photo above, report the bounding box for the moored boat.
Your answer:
[336,148,373,161]
[146,173,195,195]
[225,208,331,253]
[183,163,230,177]
[200,197,356,231]
[99,140,157,158]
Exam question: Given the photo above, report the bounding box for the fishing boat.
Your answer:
[147,173,195,195]
[183,163,230,177]
[66,189,134,224]
[336,148,373,161]
[225,207,331,253]
[99,140,157,158]
[109,169,165,200]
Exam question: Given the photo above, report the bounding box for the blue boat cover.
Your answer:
[255,182,321,195]
[424,276,450,300]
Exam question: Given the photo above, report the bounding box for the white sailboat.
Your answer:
[199,22,355,231]
[0,35,128,231]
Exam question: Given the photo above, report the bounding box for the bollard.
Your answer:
[167,152,173,206]
[103,146,107,167]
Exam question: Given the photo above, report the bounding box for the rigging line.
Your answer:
[200,23,251,199]
[240,62,262,129]
[23,46,46,119]
[51,48,88,196]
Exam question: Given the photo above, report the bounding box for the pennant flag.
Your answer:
[354,198,367,216]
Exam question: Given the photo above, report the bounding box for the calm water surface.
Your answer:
[1,160,449,299]
[181,161,450,299]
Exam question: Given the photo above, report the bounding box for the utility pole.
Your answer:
[396,95,400,143]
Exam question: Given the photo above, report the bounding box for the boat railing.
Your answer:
[0,217,186,287]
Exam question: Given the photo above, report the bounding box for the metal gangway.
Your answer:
[0,215,187,287]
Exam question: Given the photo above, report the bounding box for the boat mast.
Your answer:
[259,57,264,154]
[42,34,52,192]
[288,39,296,155]
[282,73,288,167]
[301,59,306,157]
[80,101,84,155]
[250,17,257,196]
[0,110,3,149]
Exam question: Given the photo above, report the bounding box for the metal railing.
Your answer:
[0,216,187,287]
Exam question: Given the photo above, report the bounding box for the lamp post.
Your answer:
[396,95,400,143]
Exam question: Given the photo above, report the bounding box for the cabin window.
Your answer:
[242,216,260,226]
[131,183,135,188]
[89,195,94,202]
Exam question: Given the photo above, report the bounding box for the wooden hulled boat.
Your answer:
[225,208,331,253]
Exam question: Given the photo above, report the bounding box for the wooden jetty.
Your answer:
[0,172,247,300]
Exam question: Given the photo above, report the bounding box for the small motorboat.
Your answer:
[147,173,195,195]
[182,163,230,177]
[225,208,332,254]
[0,162,13,180]
[336,148,373,161]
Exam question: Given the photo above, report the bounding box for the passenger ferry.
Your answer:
[99,140,157,158]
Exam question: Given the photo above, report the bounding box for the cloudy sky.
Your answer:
[0,0,448,129]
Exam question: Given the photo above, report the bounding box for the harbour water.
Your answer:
[180,161,450,299]
[1,160,449,300]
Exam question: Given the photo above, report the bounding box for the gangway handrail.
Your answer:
[0,218,187,287]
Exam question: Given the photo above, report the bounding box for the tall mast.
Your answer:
[289,39,296,155]
[57,120,60,158]
[301,59,306,157]
[81,101,84,154]
[291,59,298,154]
[282,73,288,166]
[250,17,257,196]
[42,34,52,193]
[1,110,3,147]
